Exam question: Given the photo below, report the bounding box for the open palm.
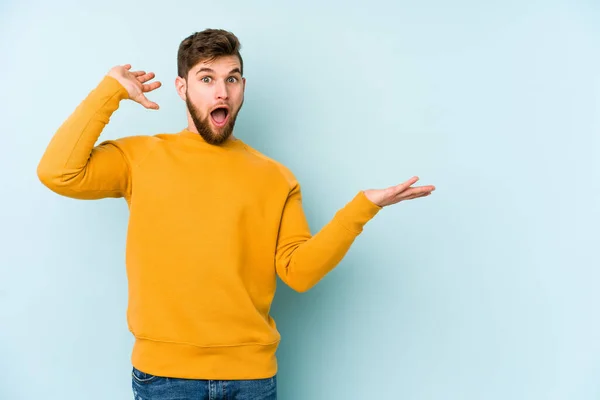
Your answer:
[107,64,162,110]
[363,176,435,207]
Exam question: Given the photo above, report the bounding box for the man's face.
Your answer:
[176,55,246,145]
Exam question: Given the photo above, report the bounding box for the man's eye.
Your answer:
[201,77,212,83]
[227,77,238,83]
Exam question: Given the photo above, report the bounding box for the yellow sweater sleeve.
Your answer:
[37,75,134,200]
[275,181,382,292]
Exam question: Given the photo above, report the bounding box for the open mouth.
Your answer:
[210,106,229,128]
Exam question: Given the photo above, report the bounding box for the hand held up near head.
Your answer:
[107,64,162,110]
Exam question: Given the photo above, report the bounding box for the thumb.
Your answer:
[136,93,159,110]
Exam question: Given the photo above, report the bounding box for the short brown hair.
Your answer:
[177,29,243,79]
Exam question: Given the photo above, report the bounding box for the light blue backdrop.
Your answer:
[1,0,599,399]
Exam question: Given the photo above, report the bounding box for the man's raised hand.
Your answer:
[107,64,162,110]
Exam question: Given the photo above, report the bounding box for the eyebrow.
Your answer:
[196,67,242,76]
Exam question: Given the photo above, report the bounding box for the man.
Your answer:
[37,29,435,400]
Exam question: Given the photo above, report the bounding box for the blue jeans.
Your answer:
[131,366,277,400]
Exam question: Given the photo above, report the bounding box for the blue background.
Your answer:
[1,0,599,398]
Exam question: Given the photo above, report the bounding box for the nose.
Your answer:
[215,80,228,100]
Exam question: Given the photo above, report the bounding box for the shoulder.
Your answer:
[241,143,299,189]
[97,134,163,166]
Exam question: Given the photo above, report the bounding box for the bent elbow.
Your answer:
[287,278,318,293]
[36,161,76,196]
[36,161,61,190]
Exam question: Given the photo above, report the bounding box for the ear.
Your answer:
[242,77,246,91]
[175,76,187,101]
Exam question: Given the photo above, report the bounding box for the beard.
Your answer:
[185,91,243,146]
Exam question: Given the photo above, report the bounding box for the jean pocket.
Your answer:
[132,366,160,384]
[228,375,277,399]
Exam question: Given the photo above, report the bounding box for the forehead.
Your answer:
[191,55,241,74]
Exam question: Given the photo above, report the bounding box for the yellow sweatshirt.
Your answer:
[37,75,382,380]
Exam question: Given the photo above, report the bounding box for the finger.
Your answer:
[415,191,432,198]
[137,94,160,110]
[142,81,162,92]
[136,72,156,83]
[409,192,431,201]
[132,70,146,77]
[402,191,432,201]
[392,176,420,195]
[124,64,132,70]
[404,176,419,186]
[414,185,435,193]
[398,187,434,201]
[395,185,434,198]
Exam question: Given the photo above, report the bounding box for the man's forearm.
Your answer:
[276,190,382,292]
[37,75,129,190]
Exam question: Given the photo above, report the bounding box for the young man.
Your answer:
[37,29,435,399]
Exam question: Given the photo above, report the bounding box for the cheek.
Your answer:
[187,91,211,115]
[232,89,244,107]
